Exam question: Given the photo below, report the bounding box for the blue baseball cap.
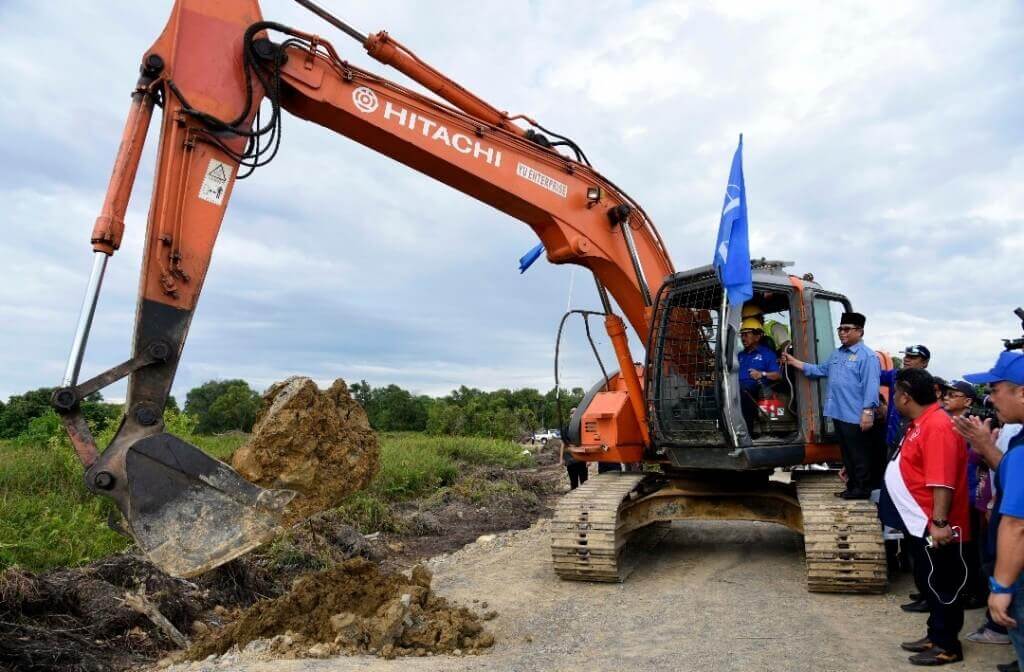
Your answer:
[963,351,1024,385]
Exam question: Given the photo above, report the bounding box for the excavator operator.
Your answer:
[738,315,781,435]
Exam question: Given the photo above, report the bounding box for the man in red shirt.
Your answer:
[883,368,972,666]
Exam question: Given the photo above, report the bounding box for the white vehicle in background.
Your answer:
[531,429,561,445]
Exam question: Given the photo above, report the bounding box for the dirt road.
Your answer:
[171,520,1007,672]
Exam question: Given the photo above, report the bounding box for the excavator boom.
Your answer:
[55,0,674,576]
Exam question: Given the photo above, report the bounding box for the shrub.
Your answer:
[335,492,403,534]
[372,438,458,501]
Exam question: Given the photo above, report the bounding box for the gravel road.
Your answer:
[170,519,1008,672]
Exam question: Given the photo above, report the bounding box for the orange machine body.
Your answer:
[68,0,889,480]
[77,0,668,468]
[574,365,647,464]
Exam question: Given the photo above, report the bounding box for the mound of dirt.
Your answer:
[0,514,384,672]
[187,559,493,660]
[231,377,379,523]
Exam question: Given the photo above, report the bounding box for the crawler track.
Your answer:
[550,472,647,582]
[795,472,888,593]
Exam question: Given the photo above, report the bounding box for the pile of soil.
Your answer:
[231,377,379,523]
[187,559,493,661]
[0,515,378,672]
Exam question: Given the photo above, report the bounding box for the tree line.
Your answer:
[0,379,585,443]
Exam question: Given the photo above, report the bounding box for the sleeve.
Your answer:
[862,350,881,410]
[803,352,831,379]
[998,450,1024,518]
[923,423,964,490]
[762,348,780,374]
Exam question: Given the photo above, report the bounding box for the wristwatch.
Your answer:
[989,576,1016,595]
[930,519,949,528]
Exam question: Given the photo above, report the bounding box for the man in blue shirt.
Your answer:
[737,317,781,436]
[783,311,881,499]
[958,351,1024,665]
[881,344,931,451]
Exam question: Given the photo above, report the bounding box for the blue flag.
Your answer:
[518,242,544,274]
[712,134,752,305]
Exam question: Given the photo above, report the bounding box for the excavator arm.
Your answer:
[54,0,674,577]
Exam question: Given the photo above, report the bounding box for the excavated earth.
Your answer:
[231,377,380,524]
[185,560,493,662]
[0,436,563,672]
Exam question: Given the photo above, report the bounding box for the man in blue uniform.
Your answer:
[783,311,881,499]
[738,317,781,436]
[881,344,931,451]
[959,351,1024,667]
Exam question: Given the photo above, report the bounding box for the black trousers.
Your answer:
[868,421,888,489]
[566,461,588,489]
[907,534,967,654]
[597,461,622,474]
[834,420,874,494]
[741,389,759,437]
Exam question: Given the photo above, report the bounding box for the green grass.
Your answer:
[0,416,248,573]
[0,439,130,570]
[383,432,533,470]
[0,429,529,572]
[334,433,534,533]
[191,433,247,461]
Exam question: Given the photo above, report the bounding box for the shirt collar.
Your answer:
[910,402,943,427]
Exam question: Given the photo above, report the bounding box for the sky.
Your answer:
[1,0,1022,404]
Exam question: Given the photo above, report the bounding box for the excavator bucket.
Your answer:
[119,432,295,578]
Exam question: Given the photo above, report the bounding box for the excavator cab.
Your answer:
[645,260,851,470]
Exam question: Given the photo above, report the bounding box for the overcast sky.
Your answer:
[1,1,1021,404]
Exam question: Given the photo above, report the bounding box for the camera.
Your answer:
[1002,306,1024,351]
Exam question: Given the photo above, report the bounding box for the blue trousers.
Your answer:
[1010,588,1024,663]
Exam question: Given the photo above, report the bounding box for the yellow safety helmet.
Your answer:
[740,317,764,332]
[741,304,763,320]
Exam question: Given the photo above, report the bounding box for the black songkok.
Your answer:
[840,312,866,328]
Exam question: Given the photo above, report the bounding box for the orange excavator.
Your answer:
[54,0,889,591]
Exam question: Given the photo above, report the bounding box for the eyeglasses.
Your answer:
[836,326,858,333]
[942,391,967,399]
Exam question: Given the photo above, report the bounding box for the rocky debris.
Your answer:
[186,559,493,661]
[0,514,383,672]
[231,377,379,523]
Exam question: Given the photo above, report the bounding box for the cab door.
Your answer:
[809,293,853,440]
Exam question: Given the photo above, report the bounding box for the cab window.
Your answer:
[812,296,851,436]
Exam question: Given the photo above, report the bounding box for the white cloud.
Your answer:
[0,0,1022,406]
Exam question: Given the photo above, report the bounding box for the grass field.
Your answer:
[0,427,532,572]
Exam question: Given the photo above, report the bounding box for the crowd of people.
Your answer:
[557,308,1024,669]
[784,312,1024,669]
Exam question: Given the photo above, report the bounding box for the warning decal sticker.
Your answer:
[198,159,232,205]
